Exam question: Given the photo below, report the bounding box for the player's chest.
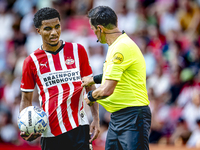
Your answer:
[36,53,77,74]
[33,52,81,87]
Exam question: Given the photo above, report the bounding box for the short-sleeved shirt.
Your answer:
[21,42,93,137]
[97,33,149,113]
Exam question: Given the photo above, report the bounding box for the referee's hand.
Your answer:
[81,76,95,87]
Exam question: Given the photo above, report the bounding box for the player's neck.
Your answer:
[42,40,62,52]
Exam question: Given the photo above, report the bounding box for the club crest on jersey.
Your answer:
[112,52,124,64]
[65,59,74,65]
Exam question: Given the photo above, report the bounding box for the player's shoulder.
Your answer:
[76,43,87,56]
[66,41,84,48]
[24,48,41,63]
[63,41,85,54]
[24,54,33,63]
[63,41,72,46]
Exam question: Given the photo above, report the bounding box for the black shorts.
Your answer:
[40,125,91,150]
[105,106,151,150]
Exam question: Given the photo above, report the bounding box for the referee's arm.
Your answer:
[82,74,118,103]
[84,79,118,105]
[92,79,117,99]
[81,74,103,87]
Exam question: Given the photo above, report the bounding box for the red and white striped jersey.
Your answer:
[20,42,93,137]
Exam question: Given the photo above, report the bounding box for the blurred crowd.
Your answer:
[1,0,200,148]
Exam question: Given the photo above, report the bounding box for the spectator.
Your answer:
[147,63,170,99]
[170,117,191,146]
[186,119,200,148]
[181,88,200,131]
[159,1,181,35]
[0,103,18,143]
[177,0,200,36]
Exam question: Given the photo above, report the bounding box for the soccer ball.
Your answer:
[18,106,48,135]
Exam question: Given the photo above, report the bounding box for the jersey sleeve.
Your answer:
[77,44,93,77]
[20,56,36,92]
[104,43,133,81]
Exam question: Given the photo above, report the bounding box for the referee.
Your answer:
[82,6,151,150]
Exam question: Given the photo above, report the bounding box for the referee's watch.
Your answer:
[87,90,96,102]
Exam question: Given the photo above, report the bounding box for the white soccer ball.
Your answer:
[18,106,48,135]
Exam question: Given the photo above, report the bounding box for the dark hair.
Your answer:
[88,6,117,29]
[33,7,61,28]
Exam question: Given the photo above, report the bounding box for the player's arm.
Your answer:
[19,91,41,141]
[85,85,100,142]
[81,74,103,87]
[84,79,118,105]
[20,91,33,112]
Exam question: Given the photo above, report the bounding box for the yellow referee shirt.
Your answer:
[97,33,149,113]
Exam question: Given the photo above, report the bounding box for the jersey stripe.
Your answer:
[64,43,76,69]
[45,51,67,135]
[67,82,77,128]
[59,48,77,129]
[78,87,84,124]
[37,51,51,74]
[48,86,62,136]
[72,43,79,69]
[46,52,56,72]
[59,48,71,131]
[71,84,82,127]
[30,53,48,109]
[43,87,52,137]
[57,84,67,133]
[47,49,66,133]
[30,52,53,136]
[61,83,73,131]
[36,84,42,107]
[36,84,53,137]
[59,48,67,71]
[52,52,62,71]
[71,43,81,127]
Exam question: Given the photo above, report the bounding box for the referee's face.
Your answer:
[89,20,99,40]
[89,19,106,44]
[37,17,61,47]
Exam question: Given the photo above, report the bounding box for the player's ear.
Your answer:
[36,28,41,35]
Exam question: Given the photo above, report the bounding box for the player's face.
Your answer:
[37,18,61,47]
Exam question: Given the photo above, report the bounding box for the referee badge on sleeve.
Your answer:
[112,52,124,64]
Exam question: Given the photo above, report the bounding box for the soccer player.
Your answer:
[19,7,100,150]
[82,6,151,150]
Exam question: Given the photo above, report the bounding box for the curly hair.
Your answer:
[87,6,117,29]
[33,7,61,28]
